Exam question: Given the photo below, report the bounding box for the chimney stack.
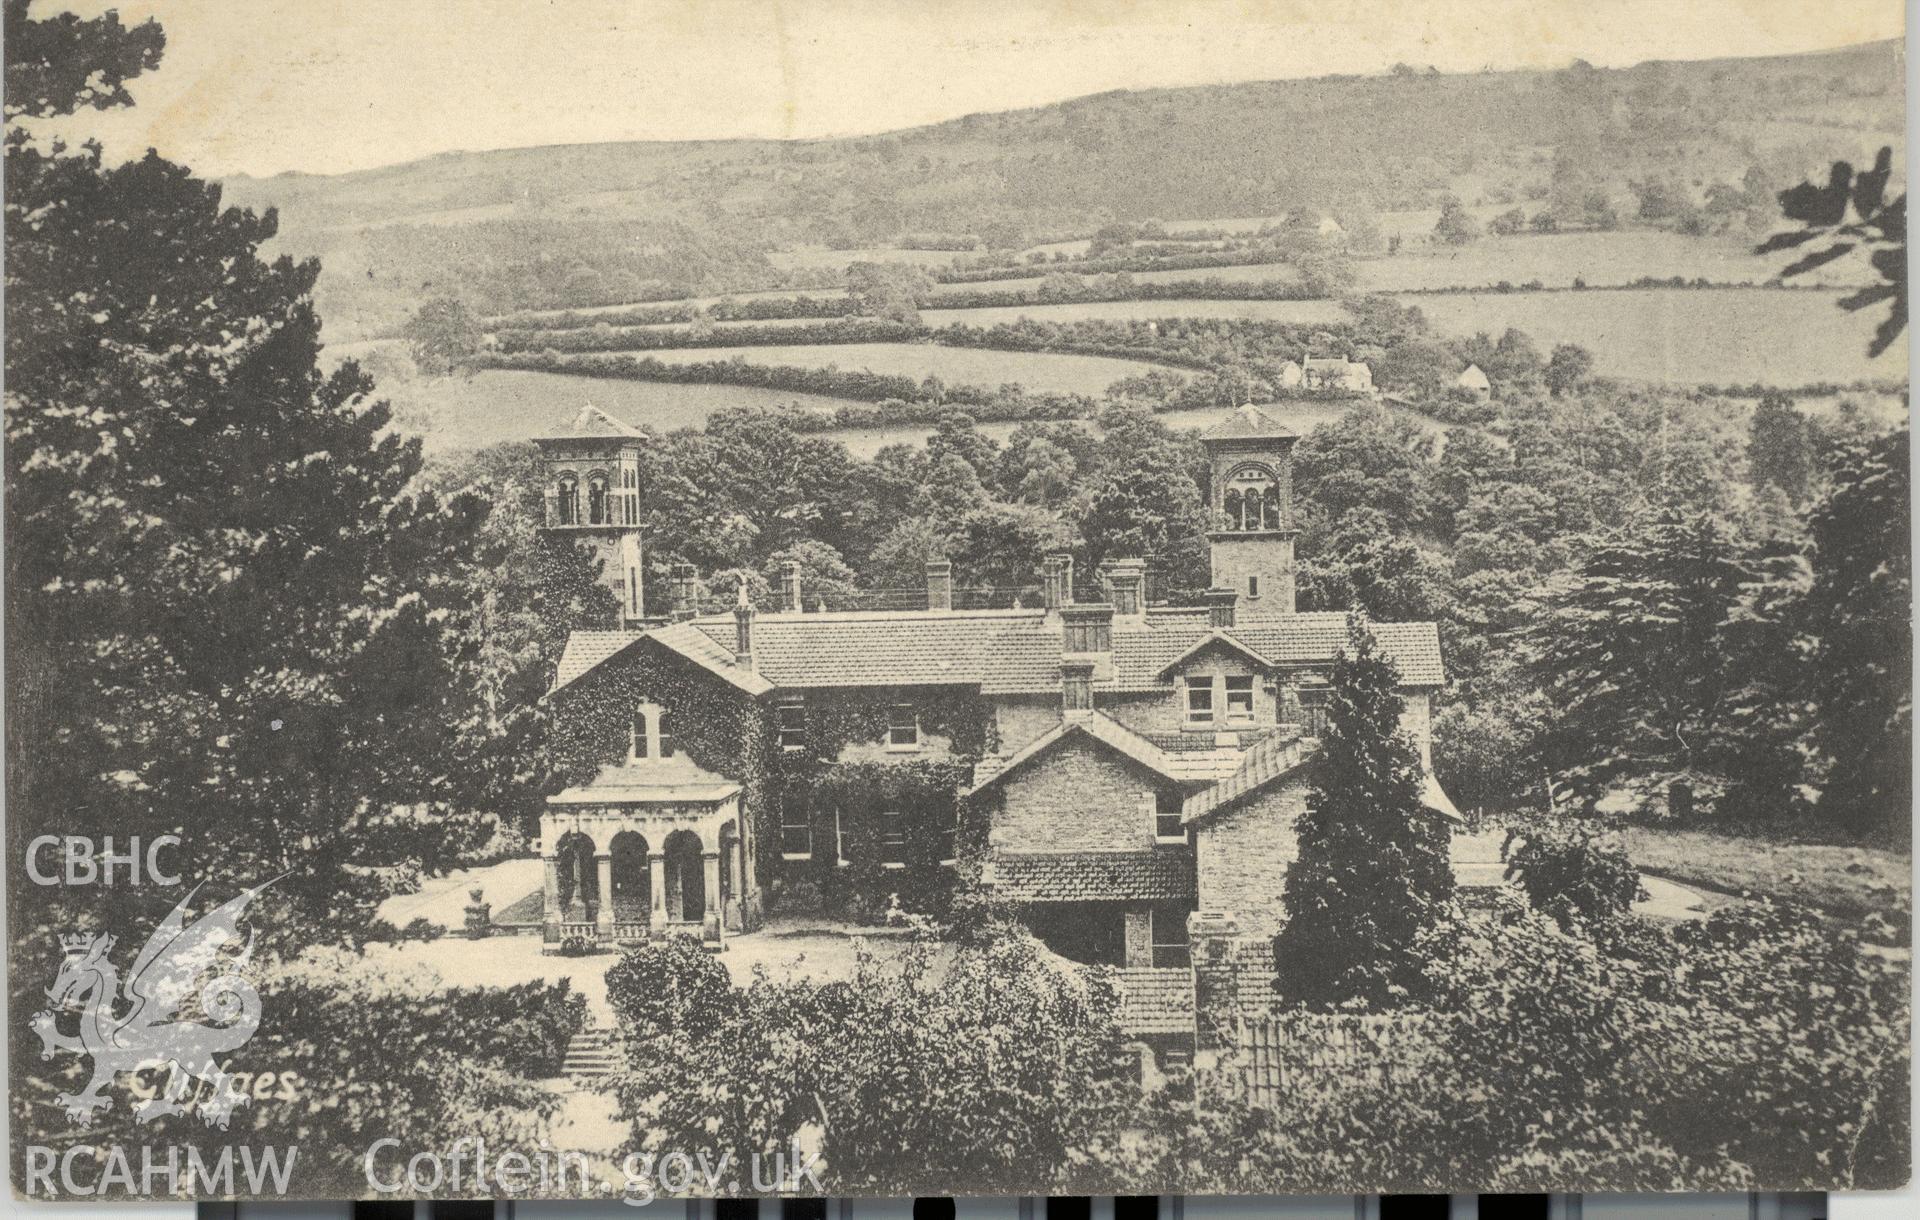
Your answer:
[1043,552,1076,611]
[783,560,804,613]
[671,563,699,622]
[925,559,953,612]
[1106,558,1147,619]
[732,584,755,668]
[1061,603,1114,655]
[1061,661,1095,717]
[1202,587,1238,629]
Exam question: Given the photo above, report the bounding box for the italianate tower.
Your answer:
[1199,403,1299,617]
[535,404,647,626]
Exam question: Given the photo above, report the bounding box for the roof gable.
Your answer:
[968,712,1184,796]
[548,622,773,699]
[1153,631,1276,678]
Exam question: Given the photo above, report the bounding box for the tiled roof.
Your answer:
[536,403,647,441]
[555,607,1444,698]
[548,757,740,806]
[1182,731,1319,824]
[1111,968,1194,1035]
[985,850,1195,902]
[1199,403,1298,443]
[969,713,1178,794]
[1150,631,1276,678]
[550,629,646,694]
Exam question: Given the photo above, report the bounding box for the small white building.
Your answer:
[1274,360,1304,390]
[1302,357,1375,395]
[1456,363,1492,399]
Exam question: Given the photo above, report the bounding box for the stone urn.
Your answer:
[463,887,492,939]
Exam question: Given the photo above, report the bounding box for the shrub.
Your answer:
[1500,823,1646,929]
[605,933,738,1043]
[768,876,824,914]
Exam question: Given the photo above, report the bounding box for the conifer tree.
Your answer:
[1273,615,1454,1009]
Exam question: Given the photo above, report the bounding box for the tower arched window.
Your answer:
[587,473,610,525]
[556,474,579,526]
[1222,465,1279,532]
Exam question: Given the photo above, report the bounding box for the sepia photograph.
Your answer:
[4,0,1913,1204]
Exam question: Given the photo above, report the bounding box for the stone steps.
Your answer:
[562,1026,622,1081]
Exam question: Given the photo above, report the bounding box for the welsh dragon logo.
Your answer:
[31,877,279,1128]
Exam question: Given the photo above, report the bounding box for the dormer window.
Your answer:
[587,473,610,525]
[1184,677,1215,725]
[629,702,673,761]
[887,704,920,751]
[556,474,579,526]
[1224,675,1255,723]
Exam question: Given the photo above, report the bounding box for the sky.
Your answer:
[28,0,1907,179]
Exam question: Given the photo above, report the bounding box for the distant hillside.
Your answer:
[223,38,1904,339]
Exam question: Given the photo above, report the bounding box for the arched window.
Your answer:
[630,708,649,759]
[1223,465,1278,532]
[587,474,609,525]
[556,474,579,526]
[630,702,675,760]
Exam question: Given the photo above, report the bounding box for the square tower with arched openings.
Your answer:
[1199,403,1299,617]
[534,404,647,626]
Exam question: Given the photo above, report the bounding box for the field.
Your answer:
[921,298,1348,327]
[377,370,867,453]
[768,247,969,273]
[1355,230,1869,293]
[621,341,1182,395]
[1401,288,1908,386]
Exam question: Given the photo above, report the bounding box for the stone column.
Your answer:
[595,852,615,938]
[1188,910,1244,1087]
[648,852,669,930]
[723,840,745,932]
[1123,908,1154,967]
[541,855,561,947]
[701,850,724,945]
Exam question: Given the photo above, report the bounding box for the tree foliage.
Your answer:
[1761,146,1906,358]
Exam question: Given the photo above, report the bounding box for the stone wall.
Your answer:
[993,736,1168,853]
[1192,769,1314,938]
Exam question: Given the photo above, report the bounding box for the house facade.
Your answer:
[534,404,1457,974]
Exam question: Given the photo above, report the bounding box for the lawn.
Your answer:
[1401,288,1907,386]
[627,341,1180,396]
[1615,824,1912,931]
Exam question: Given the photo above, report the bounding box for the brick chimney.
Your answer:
[1189,911,1244,1070]
[1106,557,1147,619]
[783,560,804,613]
[670,563,699,622]
[732,584,755,669]
[925,559,953,611]
[1061,660,1095,717]
[1202,587,1238,629]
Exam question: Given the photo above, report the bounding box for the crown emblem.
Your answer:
[59,932,103,957]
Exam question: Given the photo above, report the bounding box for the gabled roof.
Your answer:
[1199,402,1299,443]
[547,622,773,698]
[968,712,1182,795]
[1152,630,1277,678]
[1182,731,1319,824]
[536,403,647,442]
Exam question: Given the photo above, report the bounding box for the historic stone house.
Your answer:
[535,405,1460,1006]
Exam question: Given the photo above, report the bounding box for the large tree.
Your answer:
[1273,616,1455,1009]
[1804,429,1912,836]
[5,3,499,931]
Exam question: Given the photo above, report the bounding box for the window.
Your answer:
[776,701,807,751]
[555,475,578,526]
[1224,675,1255,723]
[1247,575,1260,599]
[1299,687,1330,736]
[656,713,675,758]
[887,704,919,750]
[587,474,609,525]
[779,794,811,858]
[1151,903,1191,968]
[629,709,649,759]
[628,569,639,614]
[878,810,908,866]
[936,805,959,865]
[1154,790,1186,842]
[1184,677,1215,725]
